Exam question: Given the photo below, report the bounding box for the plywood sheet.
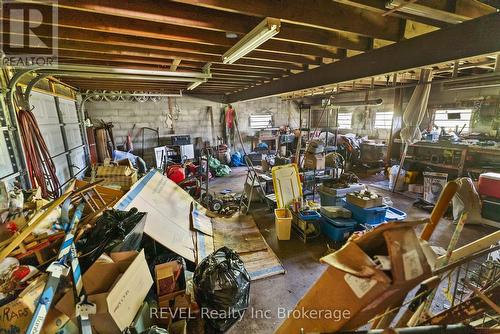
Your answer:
[115,170,195,262]
[211,213,285,280]
[212,214,268,253]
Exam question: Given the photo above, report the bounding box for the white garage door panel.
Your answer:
[53,154,71,184]
[70,147,86,177]
[39,124,65,156]
[30,92,59,125]
[59,98,79,123]
[0,132,14,178]
[64,124,83,149]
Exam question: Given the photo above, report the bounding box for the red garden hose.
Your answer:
[17,108,61,198]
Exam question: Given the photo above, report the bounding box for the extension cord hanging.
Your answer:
[17,107,61,198]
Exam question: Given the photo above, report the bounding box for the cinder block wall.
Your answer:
[84,96,299,165]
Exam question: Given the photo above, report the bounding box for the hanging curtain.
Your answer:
[400,68,433,145]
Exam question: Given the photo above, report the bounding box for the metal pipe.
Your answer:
[81,91,183,97]
[329,98,383,107]
[12,64,210,79]
[42,71,206,82]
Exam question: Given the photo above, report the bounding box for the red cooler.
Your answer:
[478,172,500,199]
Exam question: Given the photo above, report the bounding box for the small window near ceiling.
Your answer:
[337,112,352,129]
[374,111,394,129]
[434,109,472,133]
[250,114,273,129]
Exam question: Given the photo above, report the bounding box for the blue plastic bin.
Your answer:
[321,218,355,242]
[319,190,345,206]
[298,210,321,221]
[344,201,387,225]
[385,207,407,221]
[321,215,357,228]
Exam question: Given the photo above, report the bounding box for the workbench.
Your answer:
[399,140,500,176]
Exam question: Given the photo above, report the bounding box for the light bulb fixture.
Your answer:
[222,18,281,64]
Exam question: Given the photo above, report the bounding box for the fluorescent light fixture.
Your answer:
[443,74,500,91]
[187,63,211,90]
[222,18,280,64]
[386,0,469,24]
[187,80,204,90]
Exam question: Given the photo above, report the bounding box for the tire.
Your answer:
[210,199,223,212]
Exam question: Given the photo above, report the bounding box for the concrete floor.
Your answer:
[207,167,496,334]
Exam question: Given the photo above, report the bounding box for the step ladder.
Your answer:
[239,155,272,214]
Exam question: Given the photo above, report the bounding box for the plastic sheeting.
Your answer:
[76,208,146,271]
[400,69,433,145]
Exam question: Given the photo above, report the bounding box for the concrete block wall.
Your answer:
[311,89,397,141]
[85,96,299,165]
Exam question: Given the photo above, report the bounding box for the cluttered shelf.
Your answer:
[405,158,459,170]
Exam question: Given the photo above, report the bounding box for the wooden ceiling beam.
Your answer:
[43,44,304,71]
[4,32,308,70]
[57,58,289,77]
[5,27,327,64]
[14,2,368,52]
[169,0,402,41]
[226,12,500,102]
[333,0,496,23]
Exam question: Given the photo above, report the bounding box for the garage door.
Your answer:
[29,91,87,187]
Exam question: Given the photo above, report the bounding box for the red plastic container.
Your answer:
[478,172,500,199]
[166,165,186,184]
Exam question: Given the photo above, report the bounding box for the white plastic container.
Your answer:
[389,165,406,191]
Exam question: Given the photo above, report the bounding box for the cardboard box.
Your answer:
[155,261,182,297]
[304,153,325,170]
[56,250,153,334]
[275,220,431,333]
[423,172,448,204]
[124,301,154,334]
[0,275,46,333]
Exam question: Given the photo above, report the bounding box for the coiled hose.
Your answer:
[17,108,60,198]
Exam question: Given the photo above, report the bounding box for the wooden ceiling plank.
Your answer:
[226,12,500,102]
[169,0,401,41]
[170,58,182,71]
[16,1,369,51]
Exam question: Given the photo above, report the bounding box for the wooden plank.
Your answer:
[212,214,268,253]
[170,59,181,71]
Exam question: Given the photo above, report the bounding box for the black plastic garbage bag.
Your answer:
[139,326,169,334]
[193,247,251,332]
[76,208,146,271]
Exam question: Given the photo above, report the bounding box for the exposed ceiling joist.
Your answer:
[169,0,402,41]
[170,59,182,71]
[14,1,370,51]
[226,13,500,102]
